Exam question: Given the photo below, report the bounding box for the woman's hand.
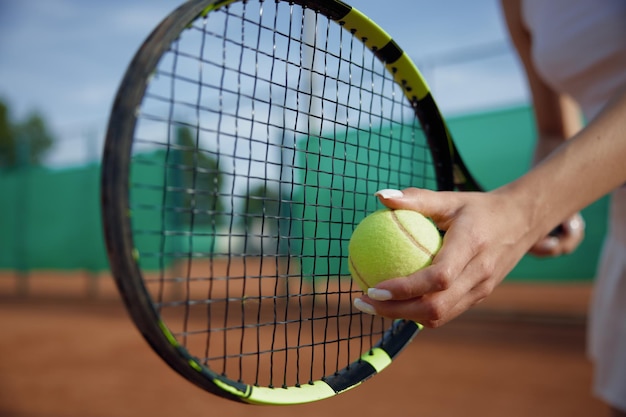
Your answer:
[353,187,547,328]
[529,213,585,256]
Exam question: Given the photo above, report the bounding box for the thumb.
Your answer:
[375,187,460,226]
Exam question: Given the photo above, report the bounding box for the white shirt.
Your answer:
[522,0,626,120]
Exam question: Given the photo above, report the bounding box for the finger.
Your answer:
[371,223,481,301]
[529,213,585,256]
[374,188,459,226]
[560,213,585,254]
[529,236,560,257]
[356,256,496,327]
[355,293,455,327]
[370,261,459,301]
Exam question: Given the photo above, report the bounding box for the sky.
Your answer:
[0,0,530,167]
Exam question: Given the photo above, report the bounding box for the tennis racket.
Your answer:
[101,0,481,405]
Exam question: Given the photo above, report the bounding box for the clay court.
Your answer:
[0,272,608,417]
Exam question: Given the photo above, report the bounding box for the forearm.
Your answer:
[500,87,626,238]
[531,95,583,164]
[356,91,626,326]
[532,134,569,166]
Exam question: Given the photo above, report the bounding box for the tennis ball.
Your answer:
[348,209,442,291]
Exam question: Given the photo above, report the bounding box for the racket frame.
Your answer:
[101,0,477,405]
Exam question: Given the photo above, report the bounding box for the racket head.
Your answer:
[102,0,459,405]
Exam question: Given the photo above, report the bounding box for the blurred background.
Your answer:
[0,1,609,416]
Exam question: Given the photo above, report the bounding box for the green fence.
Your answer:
[293,119,437,279]
[0,163,108,271]
[0,105,608,281]
[293,106,608,281]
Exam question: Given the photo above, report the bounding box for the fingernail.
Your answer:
[368,288,393,301]
[375,189,404,199]
[538,236,559,251]
[567,216,585,231]
[354,298,377,315]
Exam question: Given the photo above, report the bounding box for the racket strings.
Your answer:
[129,0,434,388]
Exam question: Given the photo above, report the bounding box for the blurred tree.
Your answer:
[244,184,281,225]
[0,99,54,170]
[175,125,224,225]
[243,184,281,254]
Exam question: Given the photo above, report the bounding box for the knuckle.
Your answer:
[426,319,446,329]
[467,229,487,251]
[421,314,447,329]
[475,256,496,279]
[473,281,495,301]
[422,296,448,323]
[428,265,454,292]
[392,279,417,299]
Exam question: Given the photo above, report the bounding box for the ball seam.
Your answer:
[390,211,436,261]
[348,255,371,289]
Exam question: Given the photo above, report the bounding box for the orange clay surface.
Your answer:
[0,272,607,417]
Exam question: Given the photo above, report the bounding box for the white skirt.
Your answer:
[588,186,626,411]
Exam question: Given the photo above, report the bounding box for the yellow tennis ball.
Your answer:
[348,209,442,291]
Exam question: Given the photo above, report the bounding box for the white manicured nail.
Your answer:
[567,216,585,231]
[368,288,393,301]
[354,298,377,315]
[375,189,404,199]
[538,236,559,251]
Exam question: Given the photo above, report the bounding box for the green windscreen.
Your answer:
[0,106,608,280]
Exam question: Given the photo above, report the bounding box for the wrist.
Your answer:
[492,177,554,245]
